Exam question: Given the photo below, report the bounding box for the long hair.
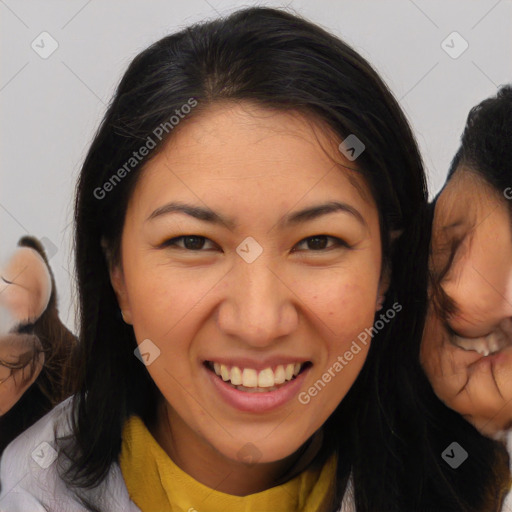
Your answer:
[64,7,509,510]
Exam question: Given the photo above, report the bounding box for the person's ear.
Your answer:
[109,264,133,325]
[375,229,401,311]
[376,264,390,312]
[101,237,133,325]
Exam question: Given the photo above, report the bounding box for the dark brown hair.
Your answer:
[65,7,508,511]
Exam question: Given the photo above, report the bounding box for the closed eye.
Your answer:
[443,320,492,340]
[160,235,351,252]
[444,322,468,338]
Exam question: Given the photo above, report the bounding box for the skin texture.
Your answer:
[0,248,52,327]
[421,168,512,438]
[110,101,388,496]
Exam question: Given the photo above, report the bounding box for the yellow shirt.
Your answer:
[119,415,337,512]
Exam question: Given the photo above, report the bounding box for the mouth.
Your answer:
[450,332,512,357]
[202,359,313,413]
[203,360,313,393]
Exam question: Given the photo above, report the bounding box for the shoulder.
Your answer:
[1,394,74,477]
[0,396,77,510]
[0,396,140,512]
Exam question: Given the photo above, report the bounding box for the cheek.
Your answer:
[317,278,376,330]
[316,256,381,314]
[0,287,30,319]
[467,250,507,299]
[128,262,217,321]
[294,262,382,360]
[124,250,381,357]
[124,261,221,377]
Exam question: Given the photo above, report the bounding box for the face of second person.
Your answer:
[110,102,386,471]
[421,168,512,436]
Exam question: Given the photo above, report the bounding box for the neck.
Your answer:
[149,397,312,496]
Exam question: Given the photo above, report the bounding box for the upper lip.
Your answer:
[203,357,311,372]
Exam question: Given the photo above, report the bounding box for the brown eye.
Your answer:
[292,235,351,252]
[161,236,217,251]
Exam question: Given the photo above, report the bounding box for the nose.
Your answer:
[216,255,298,347]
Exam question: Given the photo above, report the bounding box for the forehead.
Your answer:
[435,168,505,227]
[132,102,375,213]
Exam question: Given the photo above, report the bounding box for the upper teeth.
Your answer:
[452,332,510,357]
[211,362,303,388]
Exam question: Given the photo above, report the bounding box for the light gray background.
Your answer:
[1,0,511,335]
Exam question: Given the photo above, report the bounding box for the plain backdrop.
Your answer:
[1,0,511,335]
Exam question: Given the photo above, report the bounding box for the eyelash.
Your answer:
[160,235,351,253]
[443,322,463,338]
[443,320,492,340]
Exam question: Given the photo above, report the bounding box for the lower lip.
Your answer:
[204,363,311,413]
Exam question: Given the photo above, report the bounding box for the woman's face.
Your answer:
[110,102,387,468]
[0,247,51,330]
[421,168,512,437]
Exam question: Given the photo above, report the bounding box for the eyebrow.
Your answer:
[145,200,367,230]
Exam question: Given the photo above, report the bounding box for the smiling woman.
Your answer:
[108,104,385,493]
[0,6,508,512]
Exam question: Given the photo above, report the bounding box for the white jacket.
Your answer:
[0,397,353,512]
[0,397,140,512]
